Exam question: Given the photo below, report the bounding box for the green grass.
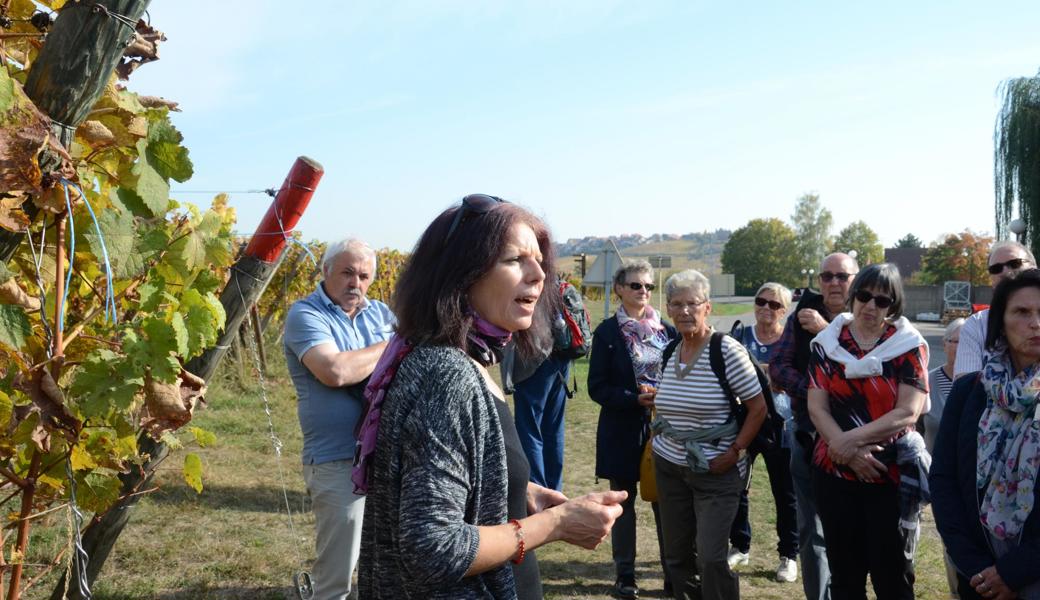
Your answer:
[20,307,948,599]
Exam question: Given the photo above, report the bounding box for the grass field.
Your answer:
[20,308,949,599]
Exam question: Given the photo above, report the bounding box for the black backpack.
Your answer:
[661,331,782,455]
[551,281,592,360]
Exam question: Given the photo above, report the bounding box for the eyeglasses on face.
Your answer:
[854,290,894,309]
[987,257,1029,275]
[443,194,506,247]
[819,271,853,283]
[668,299,706,311]
[626,282,655,292]
[754,297,784,310]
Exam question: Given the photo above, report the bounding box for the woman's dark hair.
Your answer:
[985,268,1040,351]
[392,198,558,361]
[846,262,904,319]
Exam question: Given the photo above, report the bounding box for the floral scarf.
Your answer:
[616,305,670,385]
[351,313,512,494]
[977,352,1040,540]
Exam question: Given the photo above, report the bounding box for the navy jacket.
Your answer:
[930,373,1040,595]
[587,316,676,481]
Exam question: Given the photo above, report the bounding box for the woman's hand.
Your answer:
[971,566,1016,600]
[845,451,888,482]
[826,431,868,464]
[708,447,739,474]
[550,490,627,549]
[637,384,657,408]
[527,482,567,515]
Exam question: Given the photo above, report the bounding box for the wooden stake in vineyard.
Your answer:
[52,156,325,600]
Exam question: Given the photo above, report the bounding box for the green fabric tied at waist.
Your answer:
[650,415,739,473]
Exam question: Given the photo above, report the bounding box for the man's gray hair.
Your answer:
[665,269,711,302]
[944,317,965,342]
[755,282,792,309]
[612,259,654,290]
[322,238,377,277]
[989,240,1036,264]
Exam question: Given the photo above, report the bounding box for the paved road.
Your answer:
[710,307,949,371]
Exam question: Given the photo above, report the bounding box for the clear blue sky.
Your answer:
[132,1,1040,252]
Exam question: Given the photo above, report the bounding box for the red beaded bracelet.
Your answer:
[509,519,526,564]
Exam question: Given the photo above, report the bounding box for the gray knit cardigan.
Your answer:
[358,345,515,599]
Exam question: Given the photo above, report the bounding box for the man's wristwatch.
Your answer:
[732,442,747,460]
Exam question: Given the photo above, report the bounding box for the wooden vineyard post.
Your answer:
[0,0,153,264]
[50,157,324,599]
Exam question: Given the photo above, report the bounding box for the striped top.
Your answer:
[652,333,761,476]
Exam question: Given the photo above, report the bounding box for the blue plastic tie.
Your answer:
[286,237,318,265]
[71,181,118,323]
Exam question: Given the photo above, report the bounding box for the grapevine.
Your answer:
[0,2,235,597]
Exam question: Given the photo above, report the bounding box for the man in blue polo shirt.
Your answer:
[284,238,394,600]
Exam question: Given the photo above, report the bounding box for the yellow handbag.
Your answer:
[639,408,658,502]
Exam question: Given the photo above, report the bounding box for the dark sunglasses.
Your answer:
[754,297,784,310]
[987,257,1029,275]
[819,271,853,283]
[854,290,894,309]
[627,282,655,292]
[443,194,506,246]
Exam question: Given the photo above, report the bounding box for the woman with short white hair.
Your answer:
[652,269,767,600]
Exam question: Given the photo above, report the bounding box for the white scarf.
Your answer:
[810,313,929,380]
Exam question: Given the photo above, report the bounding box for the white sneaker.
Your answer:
[776,557,798,583]
[727,547,750,569]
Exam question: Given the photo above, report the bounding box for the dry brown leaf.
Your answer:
[138,96,180,112]
[11,368,80,448]
[0,196,30,232]
[117,21,166,80]
[79,120,116,147]
[127,115,149,138]
[0,279,41,312]
[140,369,206,437]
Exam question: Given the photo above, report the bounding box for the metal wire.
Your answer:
[232,274,307,571]
[62,457,92,599]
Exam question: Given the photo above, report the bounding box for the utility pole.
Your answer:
[574,253,587,294]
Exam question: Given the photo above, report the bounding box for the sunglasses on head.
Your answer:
[854,290,894,309]
[987,257,1028,275]
[627,282,655,291]
[754,297,784,310]
[819,271,853,283]
[443,194,506,246]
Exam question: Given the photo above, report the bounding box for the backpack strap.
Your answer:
[708,331,740,415]
[661,337,681,371]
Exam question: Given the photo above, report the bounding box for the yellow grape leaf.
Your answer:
[0,391,11,430]
[36,472,64,493]
[70,443,99,471]
[183,453,203,494]
[189,427,216,448]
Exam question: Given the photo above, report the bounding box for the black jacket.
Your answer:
[930,374,1040,595]
[587,316,676,482]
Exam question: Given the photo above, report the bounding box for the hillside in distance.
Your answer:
[557,229,730,276]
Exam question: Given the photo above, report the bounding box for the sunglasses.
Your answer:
[627,282,655,291]
[443,194,506,246]
[987,257,1029,275]
[854,290,894,309]
[819,271,853,283]
[754,297,784,310]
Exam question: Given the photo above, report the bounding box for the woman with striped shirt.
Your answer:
[651,269,767,600]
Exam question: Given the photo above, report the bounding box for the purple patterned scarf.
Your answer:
[351,313,512,494]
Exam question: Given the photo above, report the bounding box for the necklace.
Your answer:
[754,323,782,345]
[850,324,882,350]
